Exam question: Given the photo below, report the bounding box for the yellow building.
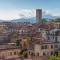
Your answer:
[0,48,20,59]
[21,36,31,49]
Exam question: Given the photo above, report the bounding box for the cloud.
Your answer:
[0,9,60,20]
[43,9,60,16]
[18,9,36,18]
[0,10,20,20]
[0,9,36,21]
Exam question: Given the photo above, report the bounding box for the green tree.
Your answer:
[54,18,60,22]
[16,40,20,47]
[48,51,60,60]
[19,49,28,58]
[42,18,47,24]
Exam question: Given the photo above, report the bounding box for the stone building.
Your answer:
[0,48,20,59]
[34,41,60,56]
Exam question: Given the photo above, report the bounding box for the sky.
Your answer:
[0,0,60,20]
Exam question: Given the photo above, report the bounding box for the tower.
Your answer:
[36,9,42,24]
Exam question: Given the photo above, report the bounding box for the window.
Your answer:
[37,53,39,56]
[10,52,12,56]
[55,45,58,48]
[55,36,57,42]
[23,42,27,47]
[41,45,48,49]
[51,51,53,55]
[48,36,50,40]
[51,45,53,49]
[45,45,48,49]
[29,51,30,55]
[31,52,35,56]
[14,52,16,55]
[41,45,44,49]
[43,52,45,55]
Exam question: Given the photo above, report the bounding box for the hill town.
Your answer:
[0,9,60,60]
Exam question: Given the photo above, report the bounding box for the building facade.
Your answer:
[34,42,60,56]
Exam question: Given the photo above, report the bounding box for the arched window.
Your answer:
[14,51,16,55]
[37,53,39,56]
[10,52,12,56]
[43,52,45,55]
[51,45,53,49]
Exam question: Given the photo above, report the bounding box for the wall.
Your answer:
[34,43,60,56]
[0,48,20,59]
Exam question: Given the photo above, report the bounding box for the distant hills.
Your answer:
[0,15,60,23]
[43,15,60,19]
[11,17,36,23]
[10,15,60,23]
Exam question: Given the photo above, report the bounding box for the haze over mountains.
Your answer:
[0,14,60,23]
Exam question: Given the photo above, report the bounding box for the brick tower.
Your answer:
[36,9,42,24]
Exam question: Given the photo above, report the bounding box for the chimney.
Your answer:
[36,9,42,24]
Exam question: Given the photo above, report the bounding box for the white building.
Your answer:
[47,29,60,42]
[34,41,60,56]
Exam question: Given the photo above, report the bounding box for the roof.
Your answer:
[0,47,20,51]
[36,40,59,45]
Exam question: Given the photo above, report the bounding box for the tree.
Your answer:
[42,18,47,24]
[16,40,20,47]
[48,50,60,60]
[19,49,28,58]
[54,18,60,22]
[11,32,19,38]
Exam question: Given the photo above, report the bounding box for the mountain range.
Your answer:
[10,15,60,23]
[0,15,60,23]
